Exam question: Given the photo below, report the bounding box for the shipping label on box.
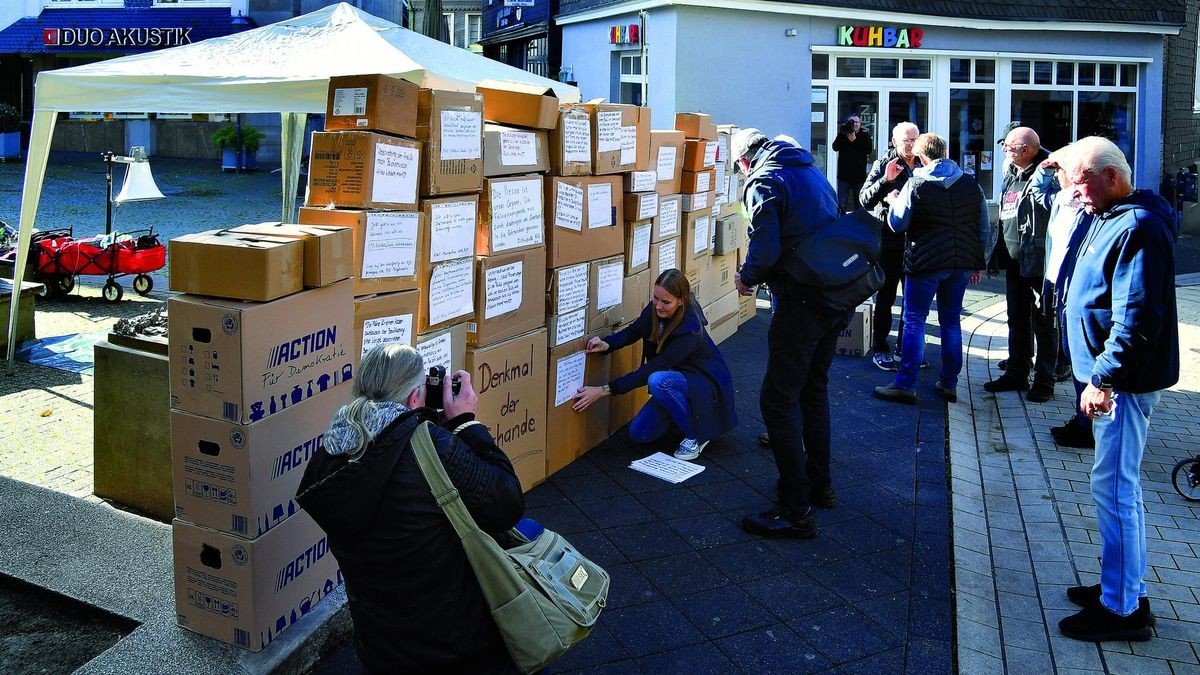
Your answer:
[624,171,657,193]
[307,131,421,210]
[550,106,592,176]
[297,207,421,297]
[169,231,304,303]
[421,257,475,333]
[354,290,420,357]
[478,175,545,255]
[173,513,341,652]
[835,302,873,357]
[416,89,484,196]
[588,255,626,331]
[546,262,590,316]
[483,123,550,177]
[624,220,651,275]
[650,237,680,280]
[546,332,611,474]
[325,74,419,138]
[624,192,659,222]
[171,386,348,539]
[466,328,548,491]
[469,247,547,348]
[653,195,682,242]
[544,176,624,267]
[168,280,355,425]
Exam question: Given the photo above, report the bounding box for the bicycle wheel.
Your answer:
[1172,458,1200,502]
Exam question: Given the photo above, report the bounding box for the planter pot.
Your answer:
[0,131,20,160]
[220,147,258,172]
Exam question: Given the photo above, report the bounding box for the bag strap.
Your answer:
[409,421,485,542]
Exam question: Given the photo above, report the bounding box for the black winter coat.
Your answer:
[860,148,914,252]
[903,172,988,274]
[296,409,524,674]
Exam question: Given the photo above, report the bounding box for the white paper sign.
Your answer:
[372,143,419,205]
[685,192,709,212]
[555,182,584,232]
[428,200,476,262]
[489,179,543,251]
[563,117,591,163]
[658,239,678,276]
[361,212,418,279]
[812,88,828,104]
[416,332,452,373]
[638,192,659,220]
[696,172,711,194]
[556,263,589,314]
[554,308,587,346]
[715,162,726,190]
[811,111,825,123]
[631,223,651,268]
[587,183,613,229]
[331,87,367,116]
[500,131,538,166]
[717,136,729,166]
[597,111,622,152]
[629,171,657,192]
[360,314,413,357]
[484,261,523,320]
[620,126,637,166]
[629,452,707,482]
[657,147,677,180]
[428,258,474,325]
[440,110,482,161]
[711,204,720,220]
[694,216,711,255]
[657,199,680,239]
[554,351,587,407]
[703,141,718,168]
[597,263,623,310]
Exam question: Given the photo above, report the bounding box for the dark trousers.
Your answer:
[872,246,905,354]
[1004,260,1058,382]
[760,290,850,514]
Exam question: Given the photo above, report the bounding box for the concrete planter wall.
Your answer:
[1,131,20,160]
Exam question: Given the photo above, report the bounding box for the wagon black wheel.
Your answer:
[1172,458,1200,502]
[102,281,123,303]
[133,274,153,295]
[56,275,75,295]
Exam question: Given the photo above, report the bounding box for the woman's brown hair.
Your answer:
[649,268,691,344]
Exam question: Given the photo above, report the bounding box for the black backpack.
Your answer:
[778,208,885,315]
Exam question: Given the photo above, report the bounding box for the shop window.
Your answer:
[1078,63,1095,86]
[1034,61,1053,85]
[902,59,931,79]
[949,89,995,199]
[836,57,867,78]
[1012,60,1030,85]
[950,59,970,83]
[1011,90,1073,152]
[1120,64,1137,87]
[1056,62,1074,86]
[811,86,829,174]
[525,38,547,77]
[812,53,829,80]
[1079,91,1136,163]
[975,60,995,84]
[616,50,645,106]
[1099,63,1117,87]
[871,58,899,79]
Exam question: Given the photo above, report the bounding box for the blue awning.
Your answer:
[0,7,245,55]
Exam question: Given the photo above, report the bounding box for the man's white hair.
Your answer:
[891,121,919,141]
[773,134,802,148]
[1073,136,1132,184]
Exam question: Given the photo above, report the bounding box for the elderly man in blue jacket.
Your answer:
[1057,136,1179,643]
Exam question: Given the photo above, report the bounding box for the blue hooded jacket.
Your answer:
[1063,189,1179,393]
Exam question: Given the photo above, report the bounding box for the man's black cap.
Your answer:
[997,121,1022,145]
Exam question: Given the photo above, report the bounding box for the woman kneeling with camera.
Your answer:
[296,344,524,674]
[572,268,738,460]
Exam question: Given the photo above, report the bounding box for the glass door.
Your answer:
[884,90,930,148]
[834,91,879,185]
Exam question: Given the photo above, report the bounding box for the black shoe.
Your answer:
[741,506,818,538]
[1059,602,1154,642]
[873,383,916,404]
[1026,378,1055,403]
[1054,366,1074,383]
[983,373,1030,393]
[1066,584,1156,626]
[758,432,771,448]
[998,358,1008,371]
[1051,419,1095,449]
[811,485,836,509]
[934,382,958,403]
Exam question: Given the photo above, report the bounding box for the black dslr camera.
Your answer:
[425,365,461,408]
[839,120,857,136]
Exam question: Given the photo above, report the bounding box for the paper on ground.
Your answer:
[629,452,706,483]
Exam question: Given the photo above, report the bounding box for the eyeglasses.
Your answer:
[897,138,917,146]
[1002,143,1028,153]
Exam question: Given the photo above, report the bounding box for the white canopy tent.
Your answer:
[5,2,579,365]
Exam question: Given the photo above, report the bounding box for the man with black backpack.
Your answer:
[732,128,855,539]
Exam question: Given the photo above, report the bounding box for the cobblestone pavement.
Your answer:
[950,276,1200,674]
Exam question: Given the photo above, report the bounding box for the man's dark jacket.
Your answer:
[898,161,988,274]
[995,148,1052,277]
[860,148,914,252]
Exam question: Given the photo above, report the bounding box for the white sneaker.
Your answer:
[674,438,709,461]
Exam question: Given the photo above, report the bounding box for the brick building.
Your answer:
[1163,0,1200,232]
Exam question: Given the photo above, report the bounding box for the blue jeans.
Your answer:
[629,371,694,443]
[1091,389,1160,616]
[894,269,971,390]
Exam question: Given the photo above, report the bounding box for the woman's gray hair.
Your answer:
[340,344,425,457]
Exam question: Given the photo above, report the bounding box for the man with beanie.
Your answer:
[731,128,846,539]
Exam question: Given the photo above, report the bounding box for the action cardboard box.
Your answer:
[624,192,659,222]
[325,74,419,138]
[649,237,680,280]
[580,101,639,175]
[168,280,355,425]
[419,257,475,333]
[650,130,685,194]
[479,84,559,130]
[415,88,484,196]
[546,262,590,316]
[608,333,649,435]
[680,169,716,195]
[297,207,422,297]
[353,290,420,358]
[683,210,713,260]
[681,191,711,214]
[544,175,624,267]
[587,255,626,332]
[738,293,757,326]
[469,247,547,347]
[173,512,340,652]
[227,222,353,289]
[169,231,303,303]
[549,106,592,176]
[620,268,651,325]
[465,328,549,491]
[307,131,421,210]
[546,331,611,474]
[836,302,873,357]
[675,112,717,140]
[624,219,652,275]
[623,170,657,194]
[478,174,545,256]
[170,386,349,539]
[483,123,550,178]
[713,213,746,255]
[653,195,682,243]
[681,138,719,173]
[416,321,468,373]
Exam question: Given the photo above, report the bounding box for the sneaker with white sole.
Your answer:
[674,438,709,461]
[872,351,898,371]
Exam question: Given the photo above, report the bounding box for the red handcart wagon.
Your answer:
[30,227,165,302]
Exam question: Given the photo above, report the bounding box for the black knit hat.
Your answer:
[997,121,1022,145]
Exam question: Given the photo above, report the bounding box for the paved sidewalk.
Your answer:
[949,276,1200,673]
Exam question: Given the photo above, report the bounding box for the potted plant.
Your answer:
[210,123,265,172]
[0,103,21,160]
